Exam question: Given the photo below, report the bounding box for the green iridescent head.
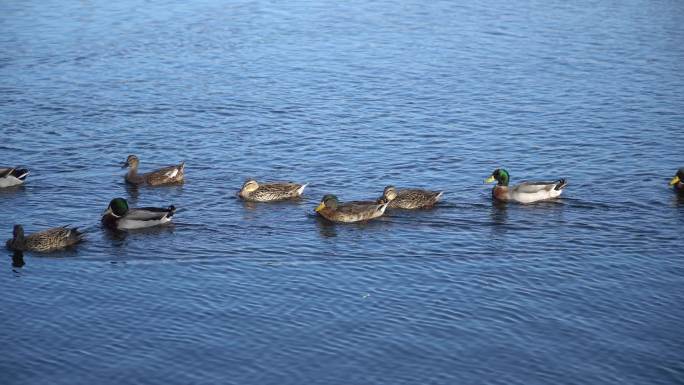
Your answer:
[485,169,510,186]
[108,198,129,217]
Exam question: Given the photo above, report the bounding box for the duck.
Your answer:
[101,197,176,230]
[485,168,567,203]
[379,185,443,209]
[0,166,30,188]
[6,224,83,252]
[315,194,389,223]
[122,155,184,186]
[238,179,307,202]
[670,168,684,194]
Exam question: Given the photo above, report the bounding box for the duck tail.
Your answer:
[297,184,308,196]
[69,227,85,243]
[435,191,444,201]
[555,179,568,191]
[378,202,390,212]
[10,168,29,180]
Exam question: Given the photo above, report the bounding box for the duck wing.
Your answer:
[0,167,29,180]
[126,206,176,221]
[513,179,567,193]
[144,163,185,184]
[338,201,386,215]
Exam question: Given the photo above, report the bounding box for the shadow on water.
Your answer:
[124,182,185,203]
[238,196,307,212]
[490,200,509,226]
[11,250,25,269]
[314,215,338,238]
[672,192,684,207]
[312,212,395,239]
[124,183,140,201]
[102,224,177,245]
[0,184,26,196]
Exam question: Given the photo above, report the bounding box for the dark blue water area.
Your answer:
[1,0,684,384]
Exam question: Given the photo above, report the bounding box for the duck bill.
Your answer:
[484,175,496,184]
[121,162,129,169]
[670,176,680,186]
[314,202,325,212]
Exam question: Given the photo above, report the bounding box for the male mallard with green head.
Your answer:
[379,185,443,209]
[0,166,30,188]
[238,179,307,202]
[485,168,567,203]
[315,194,389,223]
[670,168,684,194]
[6,224,83,252]
[122,155,184,186]
[102,197,176,230]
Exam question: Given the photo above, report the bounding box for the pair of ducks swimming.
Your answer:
[5,156,684,253]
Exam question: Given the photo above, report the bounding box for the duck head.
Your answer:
[240,179,260,196]
[104,198,129,218]
[379,185,397,204]
[6,224,26,251]
[315,194,339,212]
[122,155,139,169]
[485,168,510,186]
[669,168,684,187]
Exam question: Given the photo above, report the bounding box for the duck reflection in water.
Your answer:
[124,182,140,201]
[315,215,338,238]
[490,200,509,226]
[103,223,176,244]
[11,250,25,269]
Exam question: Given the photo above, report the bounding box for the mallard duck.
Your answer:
[6,224,83,252]
[315,194,389,223]
[101,197,176,230]
[380,185,443,209]
[485,168,567,203]
[122,155,184,186]
[670,169,684,194]
[238,179,307,202]
[0,166,29,188]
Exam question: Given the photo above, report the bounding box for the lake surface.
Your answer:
[1,0,683,384]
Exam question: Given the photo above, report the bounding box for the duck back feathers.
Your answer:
[0,167,30,188]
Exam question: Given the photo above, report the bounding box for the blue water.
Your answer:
[2,0,684,384]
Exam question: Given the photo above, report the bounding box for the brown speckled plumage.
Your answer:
[239,179,306,202]
[6,225,83,252]
[315,195,388,223]
[123,155,184,186]
[381,186,443,209]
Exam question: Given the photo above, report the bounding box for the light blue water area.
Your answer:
[1,1,683,384]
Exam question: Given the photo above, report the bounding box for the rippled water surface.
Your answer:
[2,1,684,384]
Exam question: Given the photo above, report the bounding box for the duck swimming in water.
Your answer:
[379,185,443,209]
[122,155,184,186]
[238,179,307,202]
[6,224,83,252]
[315,194,389,223]
[485,168,567,203]
[0,166,29,188]
[102,197,176,230]
[669,168,684,194]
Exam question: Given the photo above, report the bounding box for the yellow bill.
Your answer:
[484,175,496,184]
[314,202,325,212]
[670,175,680,186]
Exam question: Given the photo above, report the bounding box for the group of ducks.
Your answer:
[3,157,684,254]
